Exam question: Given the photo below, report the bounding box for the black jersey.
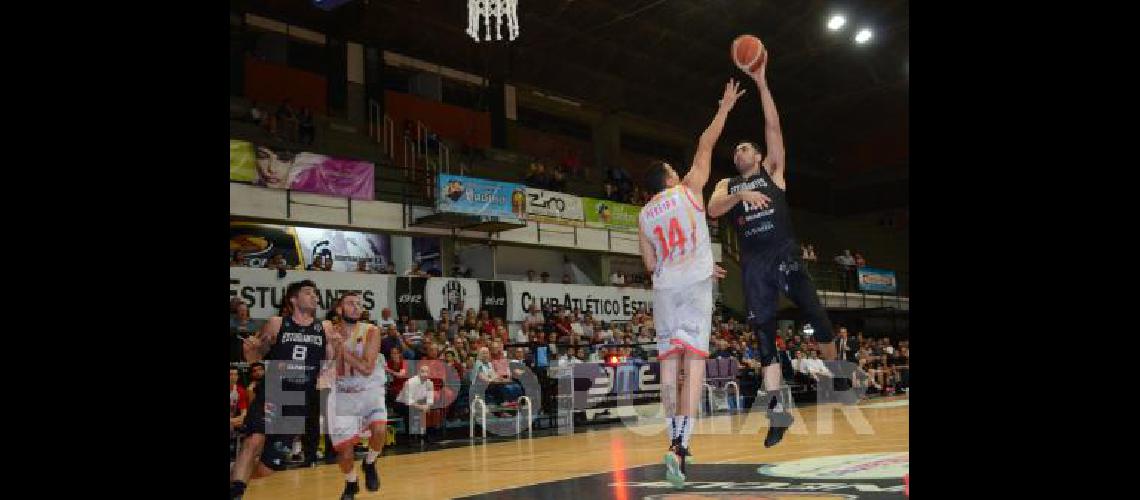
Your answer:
[726,168,796,258]
[265,316,327,389]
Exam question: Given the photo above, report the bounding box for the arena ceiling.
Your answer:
[238,0,908,209]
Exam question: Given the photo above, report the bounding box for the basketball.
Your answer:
[731,34,766,73]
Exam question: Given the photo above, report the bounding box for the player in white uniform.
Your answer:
[328,292,388,500]
[638,79,751,489]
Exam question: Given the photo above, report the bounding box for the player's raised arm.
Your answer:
[243,316,282,362]
[684,79,746,194]
[750,55,786,188]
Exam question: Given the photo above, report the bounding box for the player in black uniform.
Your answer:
[230,280,344,500]
[708,49,857,450]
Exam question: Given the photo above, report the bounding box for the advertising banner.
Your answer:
[230,222,302,269]
[229,267,391,319]
[506,282,653,322]
[582,197,640,232]
[437,174,527,219]
[250,145,375,200]
[856,267,898,294]
[524,188,584,224]
[229,140,257,182]
[294,227,391,272]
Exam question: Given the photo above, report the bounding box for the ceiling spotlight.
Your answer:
[854,28,873,44]
[827,15,846,31]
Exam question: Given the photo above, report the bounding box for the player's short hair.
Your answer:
[736,141,765,157]
[645,160,672,194]
[281,279,318,316]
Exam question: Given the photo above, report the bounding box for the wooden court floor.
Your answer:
[242,396,909,499]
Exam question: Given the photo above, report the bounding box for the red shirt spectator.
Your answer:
[480,319,496,337]
[555,316,573,343]
[229,368,249,429]
[386,348,408,399]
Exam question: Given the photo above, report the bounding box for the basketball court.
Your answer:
[241,397,909,499]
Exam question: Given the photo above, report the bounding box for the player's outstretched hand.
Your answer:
[712,264,727,280]
[739,190,771,210]
[718,78,747,111]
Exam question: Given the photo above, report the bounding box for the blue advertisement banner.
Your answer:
[437,174,527,220]
[857,267,898,294]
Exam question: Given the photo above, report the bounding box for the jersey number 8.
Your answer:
[292,345,308,361]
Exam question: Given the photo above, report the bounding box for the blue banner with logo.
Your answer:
[857,267,898,294]
[437,174,527,219]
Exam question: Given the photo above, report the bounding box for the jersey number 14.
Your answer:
[652,217,687,260]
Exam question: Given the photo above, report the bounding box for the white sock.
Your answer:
[365,450,380,464]
[680,416,694,449]
[346,471,358,482]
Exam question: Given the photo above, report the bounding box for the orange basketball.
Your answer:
[731,34,766,74]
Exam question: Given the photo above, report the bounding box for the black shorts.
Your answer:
[741,241,834,343]
[238,386,305,471]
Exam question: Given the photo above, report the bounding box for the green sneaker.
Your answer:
[663,451,685,489]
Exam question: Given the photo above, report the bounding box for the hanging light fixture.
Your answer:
[467,0,520,42]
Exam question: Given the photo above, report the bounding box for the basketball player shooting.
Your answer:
[230,280,344,500]
[328,292,388,500]
[707,43,856,450]
[638,78,750,489]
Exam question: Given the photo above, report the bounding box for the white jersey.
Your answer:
[639,184,714,289]
[336,322,386,393]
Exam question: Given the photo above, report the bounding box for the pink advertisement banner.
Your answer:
[242,144,375,200]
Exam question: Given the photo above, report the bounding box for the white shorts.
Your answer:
[654,277,713,359]
[328,382,388,450]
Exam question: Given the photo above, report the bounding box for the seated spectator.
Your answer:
[524,163,540,188]
[229,367,249,432]
[248,100,265,126]
[523,304,544,333]
[230,301,263,363]
[854,252,867,268]
[266,253,289,271]
[275,99,298,142]
[805,244,818,262]
[603,181,620,202]
[551,169,566,192]
[835,250,856,291]
[400,364,435,444]
[376,307,397,330]
[526,269,537,282]
[407,263,428,277]
[610,270,624,286]
[562,273,573,284]
[230,251,248,267]
[540,272,550,283]
[356,259,370,273]
[298,107,315,145]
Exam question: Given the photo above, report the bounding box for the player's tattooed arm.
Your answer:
[243,316,282,362]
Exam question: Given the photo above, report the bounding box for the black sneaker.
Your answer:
[676,445,691,474]
[230,481,246,500]
[764,411,794,448]
[340,480,360,500]
[362,459,380,492]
